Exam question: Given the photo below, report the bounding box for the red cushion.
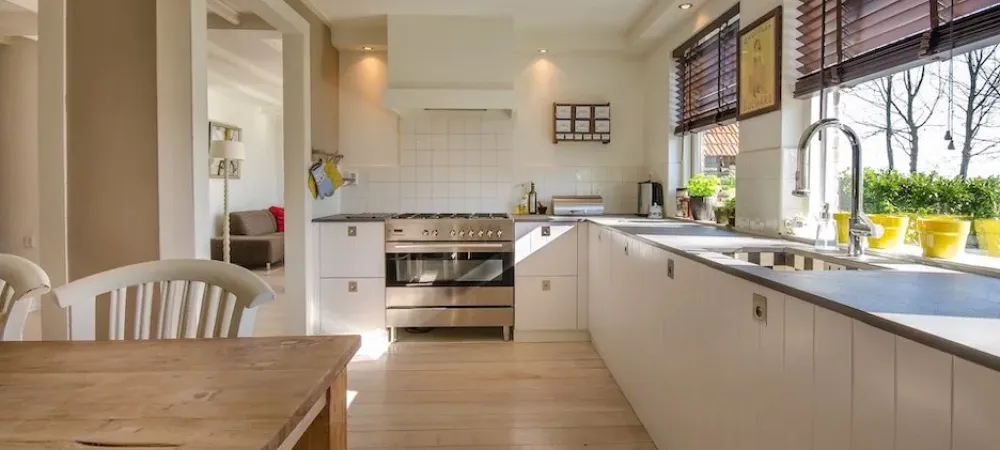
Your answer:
[268,206,285,232]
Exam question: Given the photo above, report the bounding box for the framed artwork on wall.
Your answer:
[209,121,243,179]
[738,6,782,120]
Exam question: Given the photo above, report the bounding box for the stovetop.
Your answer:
[392,213,510,219]
[384,213,514,242]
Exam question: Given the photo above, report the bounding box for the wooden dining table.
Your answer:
[0,335,361,450]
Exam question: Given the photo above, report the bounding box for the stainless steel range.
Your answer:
[384,213,515,341]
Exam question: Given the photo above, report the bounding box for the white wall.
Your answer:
[0,38,39,262]
[207,87,284,234]
[336,49,647,214]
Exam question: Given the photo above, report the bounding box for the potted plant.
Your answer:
[687,174,720,221]
[725,198,736,227]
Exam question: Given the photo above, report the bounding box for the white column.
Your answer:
[156,0,209,259]
[283,32,314,335]
[37,0,68,340]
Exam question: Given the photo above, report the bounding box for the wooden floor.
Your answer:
[252,267,657,450]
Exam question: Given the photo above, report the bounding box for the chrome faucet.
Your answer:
[793,118,878,257]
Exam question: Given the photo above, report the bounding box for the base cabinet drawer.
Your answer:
[515,276,578,331]
[319,278,385,335]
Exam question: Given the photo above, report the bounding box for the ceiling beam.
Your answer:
[625,0,684,47]
[208,13,274,30]
[2,0,37,13]
[208,69,282,107]
[0,11,37,36]
[207,0,240,26]
[207,40,282,87]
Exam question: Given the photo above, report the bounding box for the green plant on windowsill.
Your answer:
[687,174,721,198]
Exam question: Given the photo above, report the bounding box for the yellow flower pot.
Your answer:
[833,211,851,244]
[867,214,910,249]
[975,218,1000,256]
[918,218,971,259]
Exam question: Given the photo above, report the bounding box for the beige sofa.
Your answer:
[211,210,283,269]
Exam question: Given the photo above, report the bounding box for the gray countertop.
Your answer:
[312,214,634,223]
[589,217,1000,371]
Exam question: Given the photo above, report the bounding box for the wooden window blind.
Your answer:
[795,0,1000,96]
[674,5,741,134]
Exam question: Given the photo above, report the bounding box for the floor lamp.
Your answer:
[210,140,246,264]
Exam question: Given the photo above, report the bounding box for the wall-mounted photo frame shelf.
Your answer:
[552,102,611,144]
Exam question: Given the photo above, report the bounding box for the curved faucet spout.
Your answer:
[793,118,873,256]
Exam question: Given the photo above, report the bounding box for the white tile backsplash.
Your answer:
[338,111,644,214]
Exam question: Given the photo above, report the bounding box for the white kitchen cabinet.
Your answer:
[813,307,853,450]
[852,321,897,450]
[576,222,589,330]
[514,276,578,331]
[895,337,953,450]
[781,297,816,450]
[953,358,1000,450]
[318,278,385,335]
[587,225,611,352]
[319,222,385,278]
[515,223,578,277]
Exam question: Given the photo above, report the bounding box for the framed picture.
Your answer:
[738,6,782,120]
[209,121,242,179]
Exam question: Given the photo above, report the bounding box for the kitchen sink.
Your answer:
[721,247,887,271]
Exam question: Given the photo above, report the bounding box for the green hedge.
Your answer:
[838,169,1000,219]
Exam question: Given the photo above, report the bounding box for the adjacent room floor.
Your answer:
[253,267,656,450]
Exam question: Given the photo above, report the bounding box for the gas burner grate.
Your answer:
[392,213,510,219]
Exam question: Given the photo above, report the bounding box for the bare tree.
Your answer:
[956,45,1000,179]
[886,67,943,173]
[843,67,941,173]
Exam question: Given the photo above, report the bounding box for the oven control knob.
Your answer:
[459,230,466,237]
[496,230,504,238]
[432,230,439,236]
[478,230,485,237]
[450,230,457,237]
[422,230,430,236]
[487,230,494,237]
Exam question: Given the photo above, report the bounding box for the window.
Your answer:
[673,5,740,134]
[700,123,739,177]
[795,0,1000,96]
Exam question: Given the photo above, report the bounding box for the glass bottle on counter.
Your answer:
[527,182,538,214]
[815,203,838,251]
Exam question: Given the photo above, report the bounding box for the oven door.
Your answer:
[385,242,514,288]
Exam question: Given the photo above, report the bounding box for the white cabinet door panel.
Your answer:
[319,222,384,278]
[813,307,853,450]
[953,358,1000,450]
[852,321,897,450]
[515,224,578,277]
[515,275,577,331]
[895,337,953,450]
[318,278,385,335]
[576,222,589,330]
[782,297,816,450]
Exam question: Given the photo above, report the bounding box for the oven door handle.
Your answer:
[386,242,514,253]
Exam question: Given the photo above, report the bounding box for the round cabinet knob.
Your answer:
[422,230,430,236]
[450,230,457,237]
[478,230,485,237]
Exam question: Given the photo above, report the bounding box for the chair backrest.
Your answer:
[52,259,274,341]
[0,254,51,341]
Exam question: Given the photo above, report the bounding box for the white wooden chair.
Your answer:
[0,254,51,341]
[51,259,274,341]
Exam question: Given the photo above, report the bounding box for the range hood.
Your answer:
[382,15,516,114]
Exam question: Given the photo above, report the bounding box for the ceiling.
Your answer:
[206,29,284,108]
[314,0,655,32]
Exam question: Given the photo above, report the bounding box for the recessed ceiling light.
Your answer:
[362,46,373,51]
[679,2,693,9]
[538,48,548,54]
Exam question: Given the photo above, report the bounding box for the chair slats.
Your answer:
[50,259,274,341]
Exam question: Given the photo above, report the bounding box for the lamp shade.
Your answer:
[210,140,246,160]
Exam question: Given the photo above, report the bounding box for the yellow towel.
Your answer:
[308,160,344,199]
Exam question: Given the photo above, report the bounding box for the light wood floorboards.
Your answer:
[249,266,657,450]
